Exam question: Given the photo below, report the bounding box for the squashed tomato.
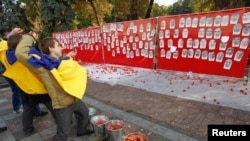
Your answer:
[94,119,107,125]
[107,124,122,130]
[125,133,147,141]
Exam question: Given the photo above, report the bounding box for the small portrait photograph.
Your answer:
[116,39,119,46]
[159,39,164,48]
[174,29,179,38]
[146,23,151,31]
[232,36,241,47]
[186,17,192,27]
[242,12,250,24]
[225,47,234,58]
[199,16,206,27]
[206,17,213,27]
[144,42,149,49]
[208,52,215,61]
[192,17,199,28]
[206,28,213,38]
[179,17,185,28]
[173,51,179,59]
[112,50,116,56]
[134,34,139,42]
[133,25,137,33]
[166,50,171,59]
[170,19,176,29]
[219,42,227,51]
[242,24,250,36]
[139,41,143,48]
[122,46,126,54]
[198,28,205,38]
[209,39,216,50]
[142,32,147,40]
[150,29,156,36]
[214,28,221,39]
[182,49,187,58]
[230,12,239,24]
[132,42,137,50]
[234,50,243,61]
[178,38,184,48]
[149,50,153,58]
[129,51,134,58]
[168,39,173,48]
[150,41,155,49]
[240,37,249,49]
[194,49,201,59]
[129,35,133,43]
[214,15,222,26]
[187,38,193,48]
[139,24,144,32]
[223,59,232,70]
[129,22,135,29]
[182,28,188,38]
[165,30,170,38]
[193,39,199,48]
[201,50,208,60]
[116,47,120,54]
[135,49,140,56]
[221,15,229,26]
[187,49,194,58]
[160,49,166,57]
[200,39,207,49]
[159,30,164,39]
[120,40,124,47]
[161,20,166,30]
[126,28,131,35]
[233,23,242,35]
[216,52,224,62]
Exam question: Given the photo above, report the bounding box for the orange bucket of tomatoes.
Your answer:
[106,119,124,141]
[125,132,148,141]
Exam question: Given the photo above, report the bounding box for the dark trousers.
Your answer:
[52,100,89,141]
[22,93,55,133]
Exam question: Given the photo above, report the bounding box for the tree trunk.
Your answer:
[88,0,100,26]
[129,0,138,20]
[145,0,154,18]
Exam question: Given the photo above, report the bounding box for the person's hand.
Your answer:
[66,51,77,57]
[11,27,23,34]
[29,31,39,40]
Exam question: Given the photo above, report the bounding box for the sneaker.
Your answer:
[13,108,23,114]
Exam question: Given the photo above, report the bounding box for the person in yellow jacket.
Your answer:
[15,33,93,141]
[0,28,55,134]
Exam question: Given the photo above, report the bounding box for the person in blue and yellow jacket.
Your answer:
[15,33,93,141]
[0,28,55,134]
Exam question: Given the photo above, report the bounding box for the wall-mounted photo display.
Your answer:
[239,37,249,49]
[232,36,241,47]
[242,12,250,24]
[224,59,232,70]
[216,52,224,62]
[225,47,234,58]
[194,49,201,59]
[221,15,229,26]
[234,50,243,61]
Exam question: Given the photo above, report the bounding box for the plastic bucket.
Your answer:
[125,132,148,141]
[106,119,124,141]
[91,115,109,138]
